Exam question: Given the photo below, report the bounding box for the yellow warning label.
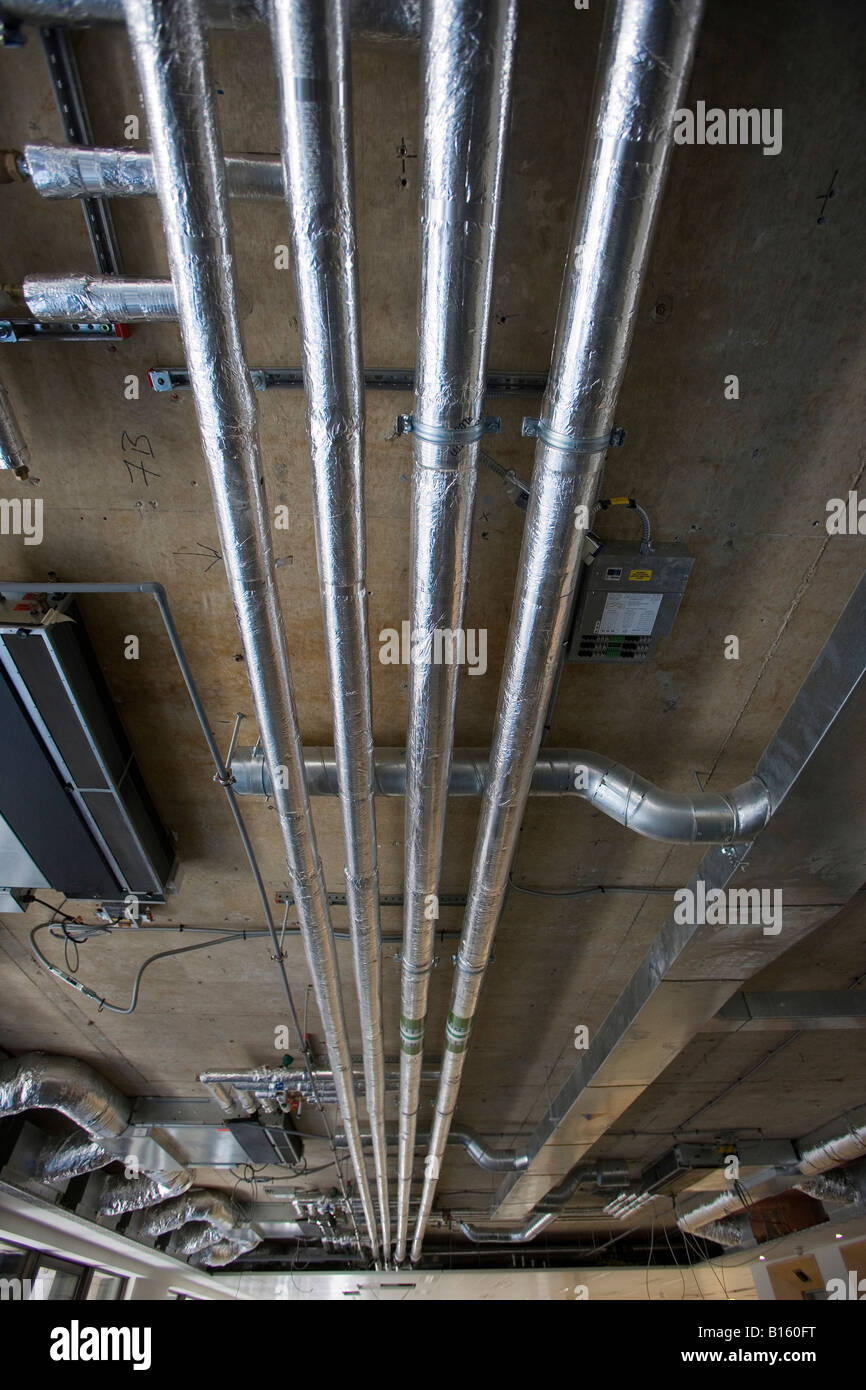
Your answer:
[629,569,652,582]
[609,496,630,506]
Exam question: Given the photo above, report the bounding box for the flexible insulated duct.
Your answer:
[0,1052,193,1202]
[396,0,517,1266]
[270,0,389,1255]
[0,1052,130,1138]
[25,144,284,201]
[40,1134,111,1185]
[98,1170,193,1215]
[23,274,177,321]
[120,0,378,1257]
[142,1187,260,1244]
[231,746,769,844]
[411,0,705,1262]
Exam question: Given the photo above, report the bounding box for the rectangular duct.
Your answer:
[0,592,175,902]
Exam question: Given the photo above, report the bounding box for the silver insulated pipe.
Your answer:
[0,380,30,479]
[25,143,284,201]
[120,0,379,1259]
[269,0,388,1254]
[411,0,705,1262]
[396,0,517,1265]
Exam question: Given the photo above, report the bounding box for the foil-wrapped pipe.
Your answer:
[270,0,388,1255]
[411,0,705,1263]
[98,1168,193,1215]
[24,144,284,201]
[0,381,30,480]
[0,1051,130,1138]
[3,0,420,39]
[231,745,770,843]
[39,1134,111,1185]
[23,273,177,321]
[396,0,517,1266]
[120,0,378,1260]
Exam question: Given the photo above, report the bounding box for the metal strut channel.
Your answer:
[38,27,123,276]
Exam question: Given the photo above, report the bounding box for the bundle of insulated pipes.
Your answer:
[13,0,706,1265]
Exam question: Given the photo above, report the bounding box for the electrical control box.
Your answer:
[567,541,693,663]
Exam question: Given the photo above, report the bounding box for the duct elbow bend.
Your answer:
[726,776,771,841]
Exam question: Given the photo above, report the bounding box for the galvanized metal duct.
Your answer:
[25,144,284,200]
[23,273,177,321]
[458,1161,630,1244]
[120,0,379,1257]
[3,0,421,36]
[397,0,517,1266]
[411,0,705,1263]
[0,380,30,479]
[270,0,388,1256]
[231,745,769,844]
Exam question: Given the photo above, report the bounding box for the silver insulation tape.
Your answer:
[396,0,517,1265]
[120,0,377,1259]
[25,143,284,201]
[0,380,29,477]
[411,0,706,1263]
[271,0,386,1254]
[23,273,177,321]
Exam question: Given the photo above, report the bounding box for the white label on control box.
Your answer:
[598,591,663,637]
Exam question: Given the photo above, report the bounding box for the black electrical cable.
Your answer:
[30,920,250,1014]
[507,874,675,901]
